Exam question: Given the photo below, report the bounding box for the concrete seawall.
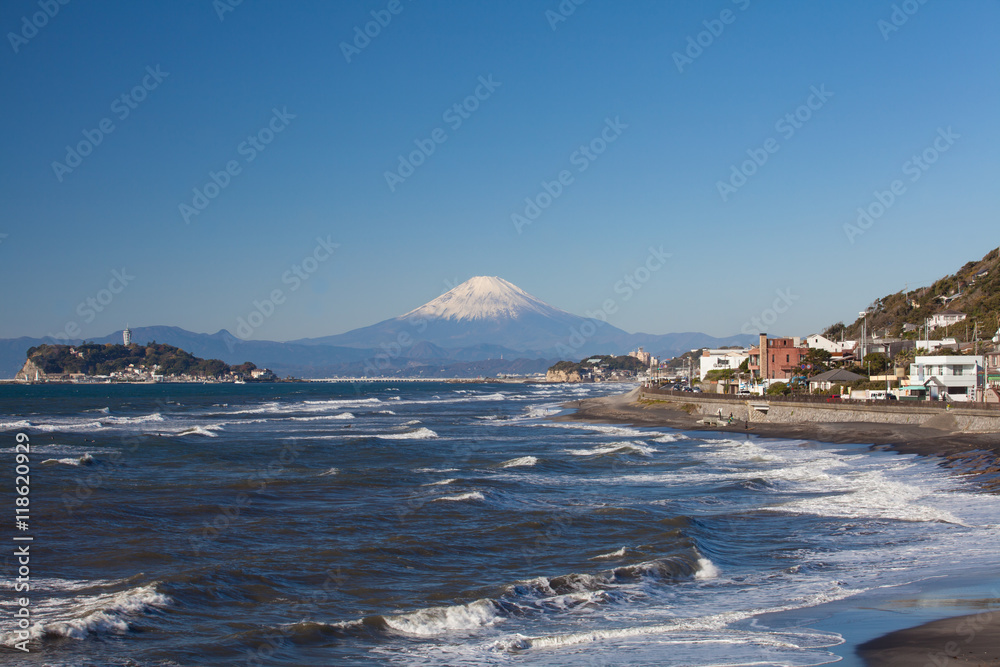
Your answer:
[638,391,1000,434]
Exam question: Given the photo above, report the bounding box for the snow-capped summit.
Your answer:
[400,276,571,322]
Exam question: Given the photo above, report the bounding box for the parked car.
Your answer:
[826,395,842,402]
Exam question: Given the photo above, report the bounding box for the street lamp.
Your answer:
[859,311,867,365]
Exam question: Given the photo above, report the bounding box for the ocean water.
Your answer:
[1,381,998,666]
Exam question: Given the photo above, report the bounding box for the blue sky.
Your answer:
[1,0,997,342]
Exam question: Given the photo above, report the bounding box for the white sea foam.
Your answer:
[497,586,856,652]
[28,420,105,433]
[767,469,966,525]
[565,441,657,457]
[4,584,171,643]
[422,478,457,486]
[699,438,781,463]
[377,410,396,415]
[542,422,650,438]
[42,453,94,467]
[590,547,628,560]
[289,412,354,421]
[0,419,32,431]
[652,432,688,443]
[377,427,439,440]
[413,468,459,473]
[526,405,561,419]
[501,456,538,468]
[383,598,500,636]
[435,491,484,502]
[102,413,164,425]
[303,398,382,406]
[695,557,719,580]
[174,425,223,437]
[318,467,339,476]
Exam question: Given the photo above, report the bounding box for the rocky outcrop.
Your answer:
[15,358,46,381]
[546,369,584,383]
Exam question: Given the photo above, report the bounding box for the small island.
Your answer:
[14,342,275,383]
[546,354,649,383]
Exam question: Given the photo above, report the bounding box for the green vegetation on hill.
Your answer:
[828,247,1000,341]
[25,342,256,378]
[548,355,648,375]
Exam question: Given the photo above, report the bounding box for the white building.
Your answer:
[123,325,132,346]
[928,310,966,330]
[629,347,651,366]
[699,349,749,381]
[907,355,984,402]
[805,334,855,354]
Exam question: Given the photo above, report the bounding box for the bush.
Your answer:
[767,382,789,396]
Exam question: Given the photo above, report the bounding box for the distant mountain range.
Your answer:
[0,276,754,378]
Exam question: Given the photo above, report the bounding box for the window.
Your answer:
[953,366,963,376]
[786,355,790,362]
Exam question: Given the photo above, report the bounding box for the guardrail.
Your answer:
[641,386,1000,411]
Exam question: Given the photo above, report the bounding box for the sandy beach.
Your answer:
[555,387,1000,666]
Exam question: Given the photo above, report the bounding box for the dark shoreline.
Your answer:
[554,387,1000,666]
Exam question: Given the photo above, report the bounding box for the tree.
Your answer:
[862,352,888,375]
[801,348,832,375]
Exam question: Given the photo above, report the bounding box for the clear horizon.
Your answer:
[2,1,998,342]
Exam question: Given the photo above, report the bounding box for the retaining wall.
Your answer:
[638,390,1000,433]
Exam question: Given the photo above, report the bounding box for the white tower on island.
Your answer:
[123,325,132,346]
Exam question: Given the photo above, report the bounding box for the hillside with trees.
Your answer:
[827,247,1000,343]
[22,342,258,379]
[548,355,648,376]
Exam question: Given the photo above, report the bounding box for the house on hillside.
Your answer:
[928,310,966,330]
[805,334,844,354]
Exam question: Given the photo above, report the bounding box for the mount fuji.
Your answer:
[293,276,752,361]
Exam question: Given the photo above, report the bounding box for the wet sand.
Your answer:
[555,387,1000,666]
[857,610,1000,666]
